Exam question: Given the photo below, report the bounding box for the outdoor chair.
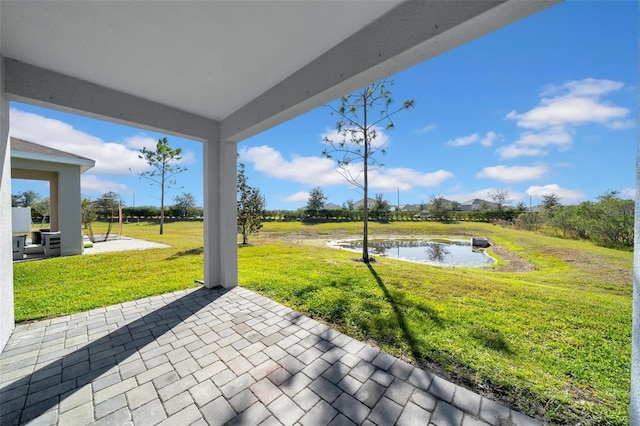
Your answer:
[12,235,26,261]
[42,232,61,257]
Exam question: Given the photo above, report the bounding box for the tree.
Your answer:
[237,163,265,245]
[371,193,391,221]
[96,191,123,241]
[81,198,99,242]
[173,192,197,218]
[541,193,561,212]
[342,199,355,210]
[583,190,634,248]
[306,187,328,211]
[322,79,414,263]
[489,189,512,212]
[81,198,96,230]
[429,195,449,220]
[12,190,41,207]
[32,198,50,225]
[132,137,186,234]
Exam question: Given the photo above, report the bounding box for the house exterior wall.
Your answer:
[11,159,83,256]
[0,59,15,351]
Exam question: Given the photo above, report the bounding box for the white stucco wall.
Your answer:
[11,159,84,256]
[0,59,15,351]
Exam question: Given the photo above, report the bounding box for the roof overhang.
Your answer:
[10,138,95,173]
[0,0,560,143]
[11,151,95,174]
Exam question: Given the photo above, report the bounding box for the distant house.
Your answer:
[458,198,497,212]
[401,204,421,212]
[324,203,341,210]
[353,198,378,209]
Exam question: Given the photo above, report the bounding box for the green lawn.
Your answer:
[13,220,632,425]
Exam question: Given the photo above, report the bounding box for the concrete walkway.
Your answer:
[0,286,544,426]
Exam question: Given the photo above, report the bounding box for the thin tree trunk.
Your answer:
[160,164,165,235]
[362,93,369,263]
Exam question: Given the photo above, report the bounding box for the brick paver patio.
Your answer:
[0,286,544,425]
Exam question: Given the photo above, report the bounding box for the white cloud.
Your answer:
[513,128,572,147]
[9,109,195,174]
[81,174,129,196]
[446,133,478,147]
[239,145,342,186]
[607,119,635,130]
[368,168,454,191]
[507,96,628,129]
[620,188,637,199]
[526,184,585,203]
[239,145,454,192]
[321,125,389,149]
[282,191,310,203]
[497,127,572,160]
[499,78,630,159]
[541,78,624,98]
[446,131,496,148]
[10,109,149,175]
[480,132,497,147]
[124,135,158,150]
[476,165,547,183]
[496,145,546,160]
[415,124,436,135]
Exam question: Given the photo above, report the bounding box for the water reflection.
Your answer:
[424,242,450,263]
[328,238,495,267]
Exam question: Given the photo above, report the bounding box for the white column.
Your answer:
[203,134,238,289]
[0,57,15,351]
[58,166,83,256]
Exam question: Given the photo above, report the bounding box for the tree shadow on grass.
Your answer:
[166,247,203,259]
[367,264,435,363]
[470,325,514,355]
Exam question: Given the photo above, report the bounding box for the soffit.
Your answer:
[1,1,402,121]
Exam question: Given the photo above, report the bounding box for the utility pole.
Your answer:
[395,187,400,221]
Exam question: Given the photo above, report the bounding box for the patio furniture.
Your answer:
[12,235,26,261]
[42,232,61,257]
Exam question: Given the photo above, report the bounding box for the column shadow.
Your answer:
[0,286,227,425]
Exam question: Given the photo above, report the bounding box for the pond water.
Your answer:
[328,238,496,268]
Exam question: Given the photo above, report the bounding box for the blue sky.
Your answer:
[10,1,637,210]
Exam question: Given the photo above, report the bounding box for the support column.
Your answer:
[0,57,15,351]
[49,174,59,232]
[58,166,82,255]
[203,134,238,289]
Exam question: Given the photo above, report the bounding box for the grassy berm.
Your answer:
[13,220,632,425]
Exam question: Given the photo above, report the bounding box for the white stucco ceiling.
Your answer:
[1,1,559,142]
[1,1,401,121]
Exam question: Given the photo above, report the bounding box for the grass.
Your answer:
[13,221,204,321]
[13,220,632,425]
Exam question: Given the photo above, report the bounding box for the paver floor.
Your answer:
[0,286,544,425]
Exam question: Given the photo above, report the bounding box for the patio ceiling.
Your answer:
[1,0,559,142]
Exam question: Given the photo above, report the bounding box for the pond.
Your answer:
[328,238,496,268]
